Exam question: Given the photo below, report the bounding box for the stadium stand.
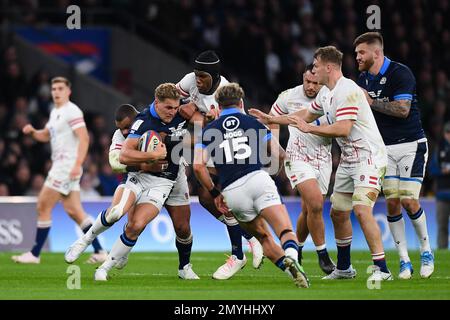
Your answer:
[0,0,449,197]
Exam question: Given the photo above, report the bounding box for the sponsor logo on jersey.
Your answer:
[380,77,387,84]
[222,116,240,131]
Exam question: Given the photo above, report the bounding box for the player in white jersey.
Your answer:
[66,103,199,279]
[12,77,107,264]
[176,50,263,280]
[249,64,335,275]
[286,47,393,281]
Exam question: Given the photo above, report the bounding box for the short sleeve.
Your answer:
[391,66,415,101]
[334,89,361,121]
[66,105,85,130]
[270,90,289,116]
[109,129,124,152]
[308,91,324,115]
[128,118,146,138]
[176,73,193,98]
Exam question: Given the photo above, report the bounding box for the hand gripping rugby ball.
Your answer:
[138,130,161,152]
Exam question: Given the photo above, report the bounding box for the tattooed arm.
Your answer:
[362,89,411,118]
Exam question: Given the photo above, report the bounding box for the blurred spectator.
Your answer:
[0,183,10,196]
[25,174,45,196]
[2,0,450,197]
[429,122,450,249]
[80,172,102,199]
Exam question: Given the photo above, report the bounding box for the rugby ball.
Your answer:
[138,130,161,152]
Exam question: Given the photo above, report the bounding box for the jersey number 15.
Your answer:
[219,137,252,163]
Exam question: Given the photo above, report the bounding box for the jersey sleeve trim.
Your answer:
[393,94,412,101]
[69,117,85,129]
[271,103,287,115]
[264,132,272,142]
[336,107,358,118]
[128,133,141,139]
[176,83,190,97]
[336,114,358,121]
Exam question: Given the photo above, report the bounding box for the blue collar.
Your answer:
[220,107,241,116]
[149,102,161,120]
[369,56,391,78]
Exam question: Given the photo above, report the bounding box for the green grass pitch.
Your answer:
[1,250,449,300]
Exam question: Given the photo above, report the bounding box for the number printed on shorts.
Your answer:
[219,136,252,162]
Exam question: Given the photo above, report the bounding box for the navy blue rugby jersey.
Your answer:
[357,57,425,145]
[195,108,272,189]
[128,101,188,180]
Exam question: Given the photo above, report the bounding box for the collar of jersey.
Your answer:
[368,56,391,79]
[149,102,161,120]
[220,107,241,116]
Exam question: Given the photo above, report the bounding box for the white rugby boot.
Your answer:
[247,237,264,269]
[178,263,200,280]
[65,237,90,263]
[322,265,357,280]
[420,251,434,278]
[11,251,40,264]
[212,255,247,280]
[86,250,108,264]
[398,260,413,280]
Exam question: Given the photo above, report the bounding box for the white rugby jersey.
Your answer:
[46,101,85,165]
[176,72,229,113]
[308,76,387,168]
[109,129,125,152]
[271,85,332,169]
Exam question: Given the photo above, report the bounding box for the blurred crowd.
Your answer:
[0,45,122,198]
[1,0,449,197]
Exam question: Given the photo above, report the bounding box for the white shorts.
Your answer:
[285,160,332,195]
[222,170,282,223]
[333,163,386,194]
[383,138,428,199]
[45,164,80,196]
[124,172,175,211]
[165,164,190,206]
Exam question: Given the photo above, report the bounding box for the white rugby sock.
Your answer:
[101,234,135,271]
[387,213,410,262]
[83,210,111,243]
[408,208,431,253]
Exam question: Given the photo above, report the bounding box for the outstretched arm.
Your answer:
[22,124,50,143]
[292,118,354,138]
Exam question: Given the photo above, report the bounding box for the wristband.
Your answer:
[209,187,221,198]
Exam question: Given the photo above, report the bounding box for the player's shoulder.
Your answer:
[65,101,83,114]
[178,72,196,85]
[339,77,362,92]
[112,128,124,140]
[389,60,415,79]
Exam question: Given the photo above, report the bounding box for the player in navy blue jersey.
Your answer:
[67,83,206,281]
[354,32,434,279]
[193,83,309,288]
[66,101,202,280]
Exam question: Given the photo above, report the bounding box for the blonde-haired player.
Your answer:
[12,77,107,264]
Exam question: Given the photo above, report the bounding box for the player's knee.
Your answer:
[352,187,379,208]
[330,193,352,212]
[386,198,401,214]
[173,222,190,238]
[400,198,420,214]
[308,200,323,216]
